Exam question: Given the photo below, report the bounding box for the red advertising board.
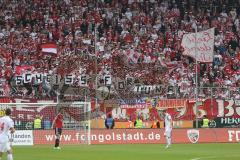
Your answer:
[33,128,240,145]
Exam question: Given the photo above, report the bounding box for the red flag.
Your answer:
[41,43,57,55]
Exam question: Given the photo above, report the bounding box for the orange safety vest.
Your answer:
[151,122,157,128]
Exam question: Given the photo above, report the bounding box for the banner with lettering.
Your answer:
[33,128,240,145]
[11,130,33,146]
[109,99,240,124]
[14,74,87,86]
[181,28,214,62]
[1,97,240,128]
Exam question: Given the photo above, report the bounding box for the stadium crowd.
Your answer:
[0,0,240,100]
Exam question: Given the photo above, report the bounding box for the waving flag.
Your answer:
[41,43,57,55]
[124,49,140,64]
[181,28,214,62]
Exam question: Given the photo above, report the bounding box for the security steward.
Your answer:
[134,115,143,128]
[34,115,42,130]
[202,115,209,128]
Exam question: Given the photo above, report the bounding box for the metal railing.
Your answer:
[0,85,239,100]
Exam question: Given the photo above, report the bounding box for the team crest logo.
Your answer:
[187,129,199,143]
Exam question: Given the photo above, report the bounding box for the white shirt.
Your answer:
[125,11,132,20]
[164,113,172,131]
[0,116,14,143]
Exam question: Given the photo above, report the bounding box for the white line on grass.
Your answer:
[191,153,240,160]
[190,156,216,160]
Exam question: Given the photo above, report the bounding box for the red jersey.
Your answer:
[54,114,63,128]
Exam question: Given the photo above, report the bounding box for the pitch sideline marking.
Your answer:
[191,156,216,160]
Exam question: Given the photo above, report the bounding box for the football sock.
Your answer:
[55,139,60,147]
[166,137,171,145]
[166,136,169,145]
[7,154,13,160]
[168,137,171,145]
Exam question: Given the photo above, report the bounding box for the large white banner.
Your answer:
[11,130,33,146]
[15,74,87,86]
[181,28,215,62]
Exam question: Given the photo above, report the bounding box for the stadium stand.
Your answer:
[0,0,239,100]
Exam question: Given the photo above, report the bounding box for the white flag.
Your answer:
[181,28,215,62]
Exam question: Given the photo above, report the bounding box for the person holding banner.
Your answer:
[163,110,172,149]
[0,108,15,160]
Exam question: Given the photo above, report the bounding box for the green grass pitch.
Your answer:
[5,143,240,160]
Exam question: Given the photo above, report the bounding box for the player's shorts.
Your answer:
[55,128,62,136]
[0,142,11,153]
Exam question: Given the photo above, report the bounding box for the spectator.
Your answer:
[43,117,51,130]
[0,0,238,101]
[151,117,160,129]
[105,114,115,129]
